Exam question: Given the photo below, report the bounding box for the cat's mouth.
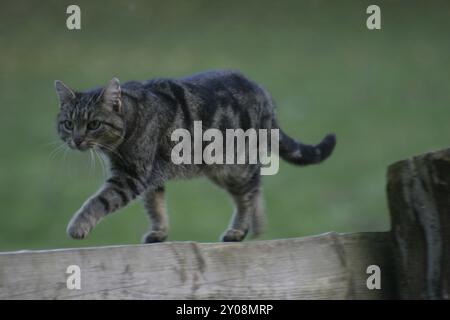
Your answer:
[68,140,92,151]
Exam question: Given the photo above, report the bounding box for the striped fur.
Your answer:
[55,70,336,242]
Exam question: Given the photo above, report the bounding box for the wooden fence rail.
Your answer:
[0,148,449,300]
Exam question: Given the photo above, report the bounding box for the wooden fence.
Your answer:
[0,148,449,299]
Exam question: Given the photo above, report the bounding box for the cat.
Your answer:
[55,70,336,243]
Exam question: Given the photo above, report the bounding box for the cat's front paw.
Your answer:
[221,228,247,242]
[67,214,95,240]
[142,230,168,243]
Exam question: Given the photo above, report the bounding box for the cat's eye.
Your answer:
[87,120,101,131]
[63,120,74,131]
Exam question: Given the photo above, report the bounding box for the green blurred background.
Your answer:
[0,0,449,251]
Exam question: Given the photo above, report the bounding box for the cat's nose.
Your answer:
[73,137,84,147]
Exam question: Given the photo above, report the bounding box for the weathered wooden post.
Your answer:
[387,148,450,299]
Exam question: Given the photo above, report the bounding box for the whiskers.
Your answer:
[45,140,75,179]
[93,148,108,179]
[89,149,96,174]
[44,129,126,181]
[48,142,69,162]
[46,140,109,180]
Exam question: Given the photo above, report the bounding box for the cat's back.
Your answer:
[143,69,266,101]
[142,70,273,130]
[180,69,260,93]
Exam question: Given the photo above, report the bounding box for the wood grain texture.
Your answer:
[0,232,393,300]
[387,147,450,299]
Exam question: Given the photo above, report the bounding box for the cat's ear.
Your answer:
[101,77,122,113]
[54,80,75,106]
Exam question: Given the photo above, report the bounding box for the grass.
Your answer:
[0,0,449,250]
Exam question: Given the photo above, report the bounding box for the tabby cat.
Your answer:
[55,70,336,242]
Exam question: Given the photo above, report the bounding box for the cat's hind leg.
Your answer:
[216,170,262,242]
[249,190,265,238]
[141,186,169,243]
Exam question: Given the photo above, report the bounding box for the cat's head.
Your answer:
[55,78,125,152]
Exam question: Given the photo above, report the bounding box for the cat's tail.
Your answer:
[278,129,337,166]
